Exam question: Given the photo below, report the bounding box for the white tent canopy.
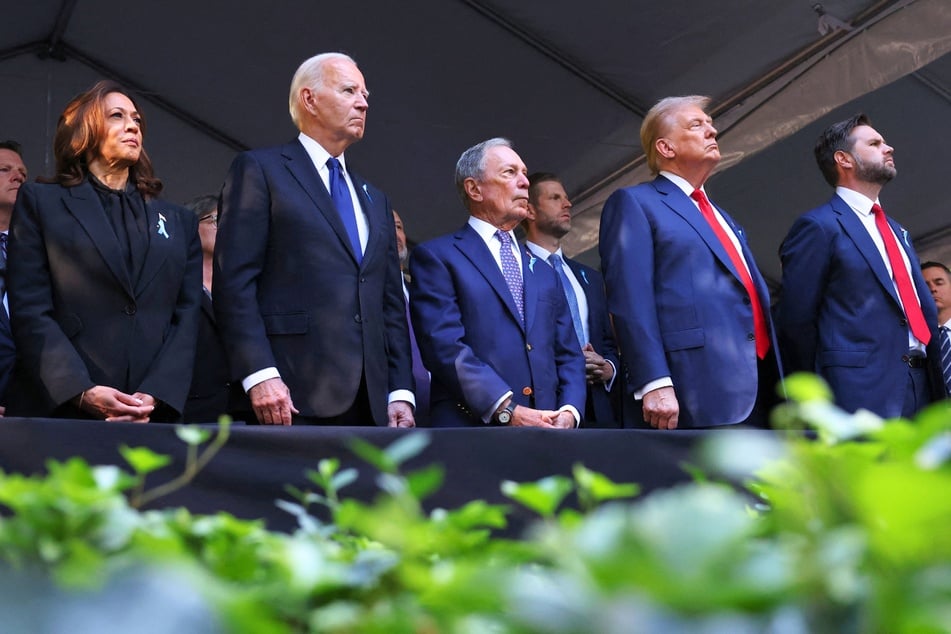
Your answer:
[3,0,951,286]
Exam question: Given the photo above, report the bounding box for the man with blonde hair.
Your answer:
[215,52,415,427]
[599,96,782,429]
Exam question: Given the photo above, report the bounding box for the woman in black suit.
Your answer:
[7,80,201,421]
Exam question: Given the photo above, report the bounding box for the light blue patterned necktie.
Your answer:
[550,253,585,347]
[495,230,523,322]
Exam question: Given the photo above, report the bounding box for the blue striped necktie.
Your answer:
[940,326,951,393]
[550,253,585,347]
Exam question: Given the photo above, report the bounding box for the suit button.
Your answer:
[360,277,366,283]
[353,314,362,323]
[747,332,755,341]
[522,387,533,396]
[899,318,907,326]
[124,303,136,316]
[526,343,533,351]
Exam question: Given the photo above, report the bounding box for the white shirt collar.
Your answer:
[298,132,347,172]
[659,171,704,198]
[835,186,880,217]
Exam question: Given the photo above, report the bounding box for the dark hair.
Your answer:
[814,113,871,188]
[0,140,22,156]
[48,79,162,198]
[528,172,561,206]
[921,261,951,274]
[184,194,218,219]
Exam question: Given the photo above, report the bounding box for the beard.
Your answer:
[854,154,896,185]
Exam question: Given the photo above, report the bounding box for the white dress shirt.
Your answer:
[836,186,925,352]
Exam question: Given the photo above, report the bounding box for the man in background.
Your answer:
[522,172,619,427]
[0,140,27,414]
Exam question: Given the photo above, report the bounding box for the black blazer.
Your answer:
[213,140,412,424]
[6,179,202,418]
[564,257,621,427]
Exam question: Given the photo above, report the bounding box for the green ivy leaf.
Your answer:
[349,438,392,473]
[384,431,431,467]
[572,464,639,510]
[118,445,172,476]
[501,476,573,518]
[783,372,834,404]
[406,464,444,500]
[175,425,212,446]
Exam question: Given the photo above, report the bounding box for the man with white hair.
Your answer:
[215,52,415,427]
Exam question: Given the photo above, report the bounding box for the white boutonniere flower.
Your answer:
[156,213,170,239]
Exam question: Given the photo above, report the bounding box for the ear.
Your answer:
[655,137,675,160]
[300,88,318,115]
[464,178,482,202]
[525,203,538,222]
[834,149,853,171]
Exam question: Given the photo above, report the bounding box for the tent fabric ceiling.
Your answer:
[3,0,950,285]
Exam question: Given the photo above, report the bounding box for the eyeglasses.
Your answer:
[199,213,218,227]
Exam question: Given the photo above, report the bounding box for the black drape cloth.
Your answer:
[0,419,737,536]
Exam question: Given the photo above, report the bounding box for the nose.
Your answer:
[11,172,25,185]
[565,197,573,209]
[706,121,718,137]
[517,172,530,189]
[355,93,368,110]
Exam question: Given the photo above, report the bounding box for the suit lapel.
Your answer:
[653,177,745,285]
[454,225,524,331]
[62,180,133,295]
[134,199,173,294]
[832,195,902,308]
[521,249,537,333]
[282,141,360,265]
[351,170,377,270]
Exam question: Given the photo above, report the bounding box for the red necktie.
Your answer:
[691,189,769,359]
[871,204,930,345]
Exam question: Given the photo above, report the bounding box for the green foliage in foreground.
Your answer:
[1,374,951,633]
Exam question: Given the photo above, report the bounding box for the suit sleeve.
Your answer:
[777,214,831,375]
[378,193,414,396]
[8,183,93,404]
[408,243,511,416]
[136,208,203,415]
[590,268,620,384]
[213,151,277,380]
[598,188,671,393]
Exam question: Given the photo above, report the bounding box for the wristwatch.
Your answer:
[496,404,516,425]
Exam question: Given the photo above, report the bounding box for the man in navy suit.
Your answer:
[214,52,415,427]
[409,138,585,428]
[778,113,942,418]
[599,96,782,429]
[522,172,620,427]
[0,140,27,414]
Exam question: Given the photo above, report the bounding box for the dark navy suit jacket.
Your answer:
[409,223,586,427]
[599,175,782,428]
[214,140,412,424]
[777,194,943,417]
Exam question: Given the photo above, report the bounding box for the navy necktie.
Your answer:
[0,232,7,308]
[940,326,951,393]
[550,253,585,347]
[495,230,523,322]
[326,157,362,264]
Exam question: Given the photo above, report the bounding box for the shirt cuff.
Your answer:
[559,405,582,428]
[388,389,416,409]
[483,391,513,424]
[634,376,673,400]
[242,367,281,393]
[603,360,617,393]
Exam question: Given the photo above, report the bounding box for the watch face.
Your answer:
[497,409,512,425]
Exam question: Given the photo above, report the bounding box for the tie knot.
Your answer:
[549,253,564,267]
[496,230,512,246]
[690,189,708,205]
[327,157,343,173]
[871,203,884,217]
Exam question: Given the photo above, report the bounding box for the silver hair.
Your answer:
[288,52,358,128]
[454,137,513,206]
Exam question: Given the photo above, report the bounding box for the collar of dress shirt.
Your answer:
[659,170,705,198]
[524,240,562,263]
[468,215,516,248]
[298,132,348,175]
[835,186,881,217]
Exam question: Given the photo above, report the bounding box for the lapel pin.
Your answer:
[362,183,372,202]
[156,213,170,239]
